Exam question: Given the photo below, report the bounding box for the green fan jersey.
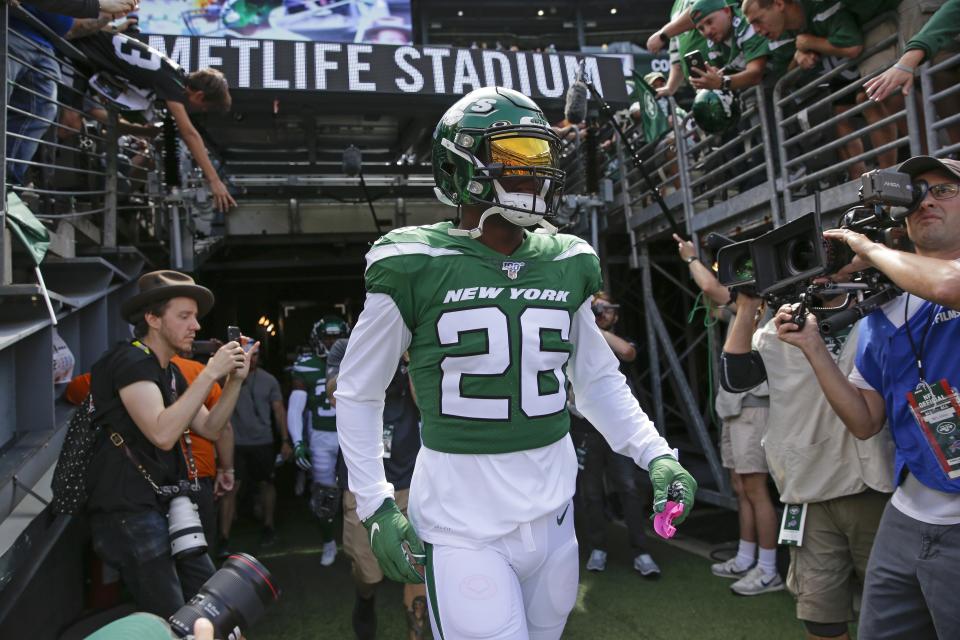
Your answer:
[364,222,603,455]
[291,353,336,431]
[704,8,770,73]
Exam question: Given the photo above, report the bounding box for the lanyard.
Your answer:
[903,294,937,384]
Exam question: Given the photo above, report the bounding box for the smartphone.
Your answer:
[684,50,706,74]
[227,325,241,343]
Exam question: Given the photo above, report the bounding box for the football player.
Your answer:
[287,315,349,567]
[336,86,697,639]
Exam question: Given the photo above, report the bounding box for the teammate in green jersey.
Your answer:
[287,315,349,566]
[335,86,697,640]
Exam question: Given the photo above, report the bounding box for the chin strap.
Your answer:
[447,204,558,239]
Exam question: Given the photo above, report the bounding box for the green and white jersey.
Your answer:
[364,222,603,455]
[291,353,336,431]
[705,8,770,73]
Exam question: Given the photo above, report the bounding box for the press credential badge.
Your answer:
[907,378,960,479]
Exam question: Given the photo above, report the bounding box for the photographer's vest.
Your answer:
[755,319,894,504]
[858,299,960,494]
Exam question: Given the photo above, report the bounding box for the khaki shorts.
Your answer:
[343,488,410,585]
[786,490,889,623]
[859,19,899,78]
[719,406,769,474]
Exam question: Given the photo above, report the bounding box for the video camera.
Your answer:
[715,169,917,332]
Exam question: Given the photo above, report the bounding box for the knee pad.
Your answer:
[433,549,523,639]
[524,539,579,633]
[310,483,341,521]
[802,620,848,637]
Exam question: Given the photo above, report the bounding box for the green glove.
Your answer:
[293,442,311,471]
[648,454,697,524]
[363,498,425,584]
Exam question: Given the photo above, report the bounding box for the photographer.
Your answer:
[721,283,893,637]
[86,270,256,618]
[776,156,960,639]
[675,236,779,595]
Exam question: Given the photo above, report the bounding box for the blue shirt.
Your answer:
[11,6,74,50]
[857,298,960,495]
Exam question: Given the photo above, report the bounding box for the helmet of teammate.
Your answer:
[691,88,741,135]
[432,86,565,238]
[308,315,349,356]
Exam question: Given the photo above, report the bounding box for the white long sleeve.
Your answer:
[335,292,412,520]
[568,299,674,468]
[286,389,307,445]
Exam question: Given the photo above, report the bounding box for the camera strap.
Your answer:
[108,428,166,495]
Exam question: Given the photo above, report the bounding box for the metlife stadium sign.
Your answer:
[142,36,631,103]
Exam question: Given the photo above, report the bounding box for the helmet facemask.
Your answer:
[440,124,565,238]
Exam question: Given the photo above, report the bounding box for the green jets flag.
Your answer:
[632,74,670,144]
[6,192,49,266]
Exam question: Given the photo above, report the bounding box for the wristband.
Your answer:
[658,31,669,45]
[684,255,699,265]
[893,63,915,74]
[218,468,234,474]
[721,75,732,91]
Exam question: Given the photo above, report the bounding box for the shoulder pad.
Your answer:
[365,222,464,273]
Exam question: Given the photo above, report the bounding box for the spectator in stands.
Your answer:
[24,0,135,18]
[741,0,898,180]
[776,156,960,639]
[67,30,237,211]
[327,341,426,640]
[221,347,290,550]
[646,0,711,98]
[864,0,960,147]
[573,292,661,579]
[675,235,780,595]
[721,282,893,637]
[85,270,253,618]
[688,0,770,92]
[5,6,74,185]
[65,355,234,558]
[864,0,959,102]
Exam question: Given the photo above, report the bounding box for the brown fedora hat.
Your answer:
[121,270,215,324]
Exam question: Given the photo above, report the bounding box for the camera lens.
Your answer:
[784,238,818,276]
[167,495,207,559]
[168,553,280,639]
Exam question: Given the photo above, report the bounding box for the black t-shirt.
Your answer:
[73,32,188,104]
[86,341,188,515]
[327,338,422,490]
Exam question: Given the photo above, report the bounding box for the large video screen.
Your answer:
[136,0,413,44]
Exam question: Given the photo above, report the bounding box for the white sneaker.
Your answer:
[711,556,754,579]
[634,553,661,578]
[730,566,784,596]
[320,540,338,567]
[586,549,607,572]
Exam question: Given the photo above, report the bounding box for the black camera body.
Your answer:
[714,169,913,332]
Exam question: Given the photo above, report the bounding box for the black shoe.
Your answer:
[259,526,276,548]
[352,593,377,640]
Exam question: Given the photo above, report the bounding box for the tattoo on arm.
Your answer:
[67,15,112,39]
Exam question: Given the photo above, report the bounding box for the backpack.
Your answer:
[51,394,104,515]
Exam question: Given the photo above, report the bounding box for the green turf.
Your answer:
[230,487,805,639]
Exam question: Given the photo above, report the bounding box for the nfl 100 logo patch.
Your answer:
[502,260,525,280]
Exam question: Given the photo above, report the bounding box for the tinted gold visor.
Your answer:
[490,136,556,174]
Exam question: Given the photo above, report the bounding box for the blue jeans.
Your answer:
[6,33,61,185]
[90,509,216,618]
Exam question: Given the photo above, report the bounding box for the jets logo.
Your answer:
[502,260,525,280]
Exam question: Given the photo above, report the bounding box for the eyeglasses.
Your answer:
[910,180,960,213]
